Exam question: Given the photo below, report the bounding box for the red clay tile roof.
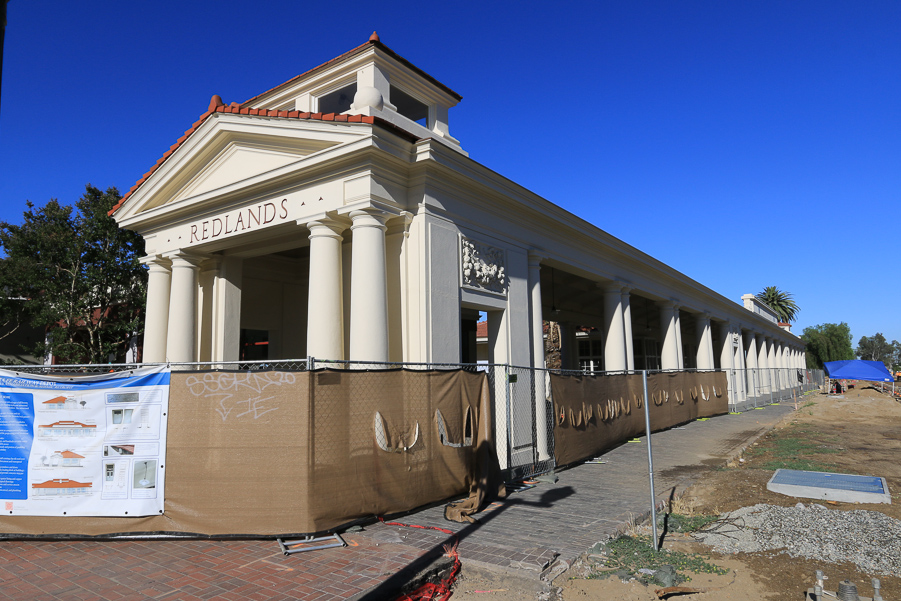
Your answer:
[43,396,67,404]
[476,321,487,338]
[58,450,85,459]
[109,104,419,217]
[33,479,93,489]
[40,421,97,428]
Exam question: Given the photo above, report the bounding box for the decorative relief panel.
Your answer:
[461,237,506,295]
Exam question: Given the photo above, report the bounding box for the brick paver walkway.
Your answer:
[0,403,793,600]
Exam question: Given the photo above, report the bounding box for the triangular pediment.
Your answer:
[170,142,315,203]
[115,115,371,223]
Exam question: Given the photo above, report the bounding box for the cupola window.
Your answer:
[390,85,429,126]
[318,82,356,114]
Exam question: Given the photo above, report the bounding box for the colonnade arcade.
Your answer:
[141,206,408,365]
[527,263,806,403]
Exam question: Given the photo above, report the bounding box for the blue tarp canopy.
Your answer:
[823,360,893,382]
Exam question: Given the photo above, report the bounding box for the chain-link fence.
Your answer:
[726,367,824,410]
[545,365,826,413]
[2,359,825,484]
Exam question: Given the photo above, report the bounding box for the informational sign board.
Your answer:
[0,366,170,517]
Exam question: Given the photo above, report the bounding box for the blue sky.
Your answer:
[1,1,898,345]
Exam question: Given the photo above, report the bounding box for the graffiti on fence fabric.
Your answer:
[184,372,292,422]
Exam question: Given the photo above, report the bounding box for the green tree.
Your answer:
[801,322,854,369]
[856,333,899,369]
[756,286,800,323]
[0,185,147,363]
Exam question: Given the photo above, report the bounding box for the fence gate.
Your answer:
[491,365,554,481]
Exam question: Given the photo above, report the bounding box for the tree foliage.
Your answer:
[756,286,800,323]
[801,322,854,369]
[0,185,147,364]
[856,333,900,370]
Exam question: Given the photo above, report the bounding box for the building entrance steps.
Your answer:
[0,403,793,601]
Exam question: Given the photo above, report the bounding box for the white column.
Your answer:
[674,305,684,369]
[622,287,635,371]
[306,218,347,361]
[733,327,747,402]
[659,300,679,370]
[745,330,758,399]
[165,252,205,363]
[744,331,758,370]
[776,341,786,392]
[757,335,768,370]
[142,255,172,363]
[528,253,545,369]
[208,256,243,362]
[349,210,390,362]
[718,321,735,383]
[603,283,627,372]
[695,312,714,370]
[756,335,768,395]
[528,252,550,460]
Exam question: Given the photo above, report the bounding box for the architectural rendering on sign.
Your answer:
[111,33,805,406]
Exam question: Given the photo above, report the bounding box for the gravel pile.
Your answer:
[693,503,901,576]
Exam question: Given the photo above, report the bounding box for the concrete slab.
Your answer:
[767,469,891,504]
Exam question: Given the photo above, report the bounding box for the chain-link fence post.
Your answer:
[641,370,659,551]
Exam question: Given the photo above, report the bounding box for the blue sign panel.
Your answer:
[0,392,35,499]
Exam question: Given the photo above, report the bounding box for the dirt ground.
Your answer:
[453,383,901,600]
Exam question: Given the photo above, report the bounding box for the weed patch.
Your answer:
[588,535,726,586]
[746,424,846,472]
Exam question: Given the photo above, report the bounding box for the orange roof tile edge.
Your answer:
[109,105,418,217]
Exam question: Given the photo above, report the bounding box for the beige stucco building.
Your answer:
[112,34,805,407]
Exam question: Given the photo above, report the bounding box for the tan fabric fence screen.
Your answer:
[0,369,500,537]
[551,371,729,467]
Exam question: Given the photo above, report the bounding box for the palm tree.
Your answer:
[756,286,799,323]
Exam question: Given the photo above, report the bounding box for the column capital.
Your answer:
[337,200,404,224]
[349,209,389,230]
[305,216,349,240]
[164,250,207,268]
[657,299,676,309]
[141,254,172,271]
[385,211,414,236]
[600,281,624,294]
[527,248,548,266]
[700,310,712,320]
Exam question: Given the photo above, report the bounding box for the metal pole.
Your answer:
[506,366,513,469]
[642,370,659,550]
[769,368,774,405]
